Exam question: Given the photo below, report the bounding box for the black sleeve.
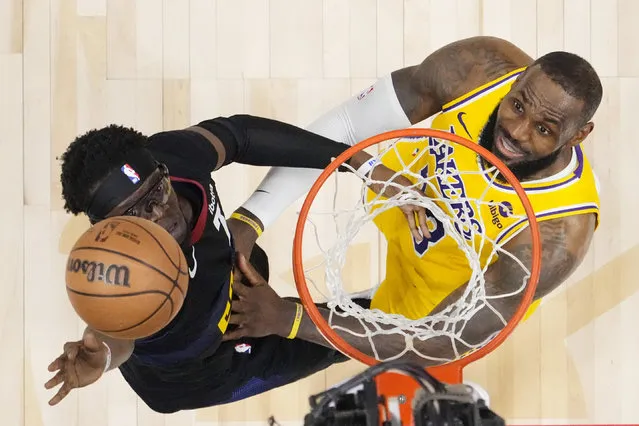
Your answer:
[146,129,220,178]
[196,115,353,169]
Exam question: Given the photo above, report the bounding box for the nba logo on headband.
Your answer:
[121,163,141,184]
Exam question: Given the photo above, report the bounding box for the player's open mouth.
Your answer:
[495,134,525,159]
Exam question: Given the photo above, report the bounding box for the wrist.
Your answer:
[230,208,264,237]
[278,300,303,338]
[350,153,384,180]
[347,151,373,171]
[102,341,112,373]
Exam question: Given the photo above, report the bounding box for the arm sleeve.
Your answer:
[148,115,355,177]
[195,115,353,169]
[146,129,221,178]
[239,73,413,228]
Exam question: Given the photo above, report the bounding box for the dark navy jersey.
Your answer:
[119,128,235,372]
[113,120,358,414]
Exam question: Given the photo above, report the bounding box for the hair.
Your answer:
[531,51,603,125]
[59,125,149,215]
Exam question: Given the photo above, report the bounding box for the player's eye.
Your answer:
[537,124,550,135]
[512,99,524,113]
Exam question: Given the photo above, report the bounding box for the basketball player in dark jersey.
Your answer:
[45,114,426,413]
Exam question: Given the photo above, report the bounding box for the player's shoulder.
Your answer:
[144,132,192,175]
[411,36,533,107]
[147,128,200,152]
[146,129,191,157]
[437,36,532,79]
[541,212,597,237]
[447,37,532,95]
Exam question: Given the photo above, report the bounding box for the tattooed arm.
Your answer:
[427,213,596,349]
[391,36,534,123]
[233,37,533,236]
[255,213,596,366]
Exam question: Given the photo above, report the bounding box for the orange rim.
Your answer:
[293,128,542,374]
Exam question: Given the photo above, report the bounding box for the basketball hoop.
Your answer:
[292,128,541,385]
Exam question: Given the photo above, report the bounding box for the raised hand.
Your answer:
[366,163,432,242]
[45,329,109,406]
[222,253,294,341]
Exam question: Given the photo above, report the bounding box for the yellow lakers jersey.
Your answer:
[370,68,600,320]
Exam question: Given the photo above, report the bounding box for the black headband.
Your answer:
[85,149,159,221]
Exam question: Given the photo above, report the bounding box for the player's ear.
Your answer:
[568,121,594,148]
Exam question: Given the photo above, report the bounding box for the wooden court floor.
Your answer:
[1,0,638,424]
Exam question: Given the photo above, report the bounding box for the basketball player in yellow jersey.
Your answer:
[223,36,603,366]
[368,67,601,321]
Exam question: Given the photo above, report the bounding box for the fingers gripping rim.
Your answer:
[292,128,542,376]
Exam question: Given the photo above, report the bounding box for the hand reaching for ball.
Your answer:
[45,330,108,406]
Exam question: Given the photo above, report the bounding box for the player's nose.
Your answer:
[507,118,532,144]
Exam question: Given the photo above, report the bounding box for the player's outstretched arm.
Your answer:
[188,114,372,172]
[427,213,596,351]
[236,36,534,231]
[224,253,425,364]
[225,214,595,367]
[45,327,134,406]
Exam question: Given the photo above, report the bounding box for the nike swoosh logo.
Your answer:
[255,189,270,194]
[457,112,472,138]
[189,246,197,278]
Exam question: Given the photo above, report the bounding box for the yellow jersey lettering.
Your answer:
[217,271,233,333]
[412,135,483,256]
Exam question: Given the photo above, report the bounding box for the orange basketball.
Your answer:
[65,216,189,340]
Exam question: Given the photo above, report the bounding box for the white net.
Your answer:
[296,134,536,365]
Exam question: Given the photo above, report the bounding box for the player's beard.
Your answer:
[478,104,562,182]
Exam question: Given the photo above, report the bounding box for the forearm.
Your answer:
[239,74,413,228]
[279,263,515,369]
[429,284,512,349]
[285,217,592,368]
[84,327,134,371]
[281,301,436,367]
[227,209,264,258]
[208,114,362,169]
[229,73,412,168]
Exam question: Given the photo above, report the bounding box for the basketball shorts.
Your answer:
[119,244,371,413]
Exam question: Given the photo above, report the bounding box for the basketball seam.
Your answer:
[174,243,188,295]
[66,287,169,298]
[67,287,176,334]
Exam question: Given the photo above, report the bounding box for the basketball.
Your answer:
[65,216,189,340]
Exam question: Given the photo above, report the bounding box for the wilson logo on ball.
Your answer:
[67,257,132,288]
